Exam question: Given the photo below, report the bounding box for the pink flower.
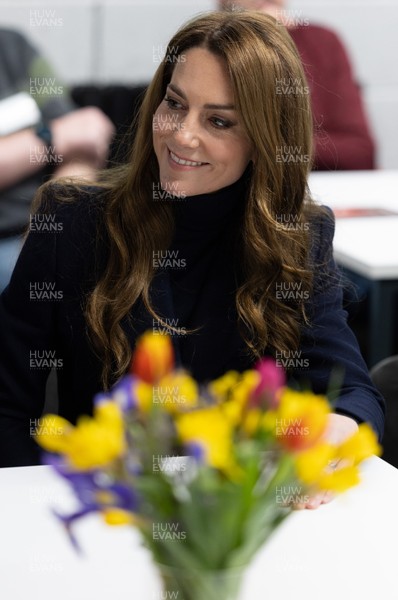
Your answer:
[251,358,285,409]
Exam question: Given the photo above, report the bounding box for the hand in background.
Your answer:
[51,106,116,172]
[0,106,115,190]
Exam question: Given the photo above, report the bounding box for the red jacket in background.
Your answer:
[290,24,376,170]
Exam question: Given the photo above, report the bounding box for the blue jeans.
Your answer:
[0,236,23,293]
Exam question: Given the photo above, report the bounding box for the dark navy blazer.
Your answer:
[0,188,385,466]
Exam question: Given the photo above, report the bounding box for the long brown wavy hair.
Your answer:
[36,11,324,388]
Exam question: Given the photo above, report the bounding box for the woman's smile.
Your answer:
[168,148,209,169]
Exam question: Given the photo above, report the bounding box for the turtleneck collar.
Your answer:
[172,166,251,237]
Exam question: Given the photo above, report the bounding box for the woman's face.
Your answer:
[153,47,253,197]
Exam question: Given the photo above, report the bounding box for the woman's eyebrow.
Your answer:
[167,83,236,111]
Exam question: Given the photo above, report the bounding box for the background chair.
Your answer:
[370,355,398,468]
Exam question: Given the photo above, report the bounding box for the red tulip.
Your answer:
[131,331,174,384]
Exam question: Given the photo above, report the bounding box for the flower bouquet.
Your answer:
[36,332,380,600]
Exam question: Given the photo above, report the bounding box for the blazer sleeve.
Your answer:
[0,185,104,467]
[295,208,385,441]
[0,211,60,466]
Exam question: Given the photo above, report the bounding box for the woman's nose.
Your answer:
[171,114,200,148]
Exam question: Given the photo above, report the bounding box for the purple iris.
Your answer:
[106,374,141,413]
[185,442,206,464]
[44,454,139,553]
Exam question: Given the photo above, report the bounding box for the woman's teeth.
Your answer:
[170,151,206,167]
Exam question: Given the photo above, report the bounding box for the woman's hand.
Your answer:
[295,413,359,510]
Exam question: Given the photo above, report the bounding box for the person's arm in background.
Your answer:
[290,25,376,170]
[0,107,115,191]
[0,28,115,191]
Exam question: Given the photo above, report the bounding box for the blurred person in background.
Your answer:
[0,27,115,291]
[219,0,376,171]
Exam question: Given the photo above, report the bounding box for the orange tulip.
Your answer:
[131,331,174,384]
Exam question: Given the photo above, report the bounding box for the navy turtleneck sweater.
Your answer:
[166,172,253,382]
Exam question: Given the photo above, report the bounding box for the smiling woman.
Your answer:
[0,11,384,484]
[153,47,253,196]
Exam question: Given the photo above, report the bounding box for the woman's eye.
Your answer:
[164,96,183,110]
[210,116,232,129]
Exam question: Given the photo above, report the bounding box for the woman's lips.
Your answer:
[167,148,209,170]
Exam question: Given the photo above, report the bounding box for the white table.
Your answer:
[309,170,398,365]
[1,457,397,600]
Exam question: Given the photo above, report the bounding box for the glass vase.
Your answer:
[156,563,245,600]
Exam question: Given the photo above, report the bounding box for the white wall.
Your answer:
[0,0,214,83]
[1,0,397,168]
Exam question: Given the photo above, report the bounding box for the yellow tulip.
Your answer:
[209,371,241,400]
[34,415,74,454]
[210,370,260,428]
[242,408,262,436]
[135,381,155,413]
[317,466,361,493]
[338,423,381,465]
[155,372,199,414]
[294,442,335,484]
[223,371,260,426]
[36,401,126,470]
[294,423,381,494]
[263,389,330,451]
[175,406,236,475]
